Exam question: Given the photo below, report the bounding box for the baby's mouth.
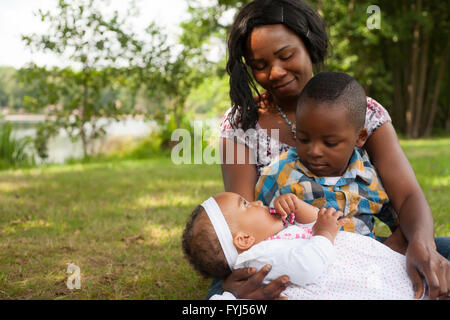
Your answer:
[269,209,294,227]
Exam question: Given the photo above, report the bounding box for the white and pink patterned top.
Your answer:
[227,224,417,300]
[219,97,391,177]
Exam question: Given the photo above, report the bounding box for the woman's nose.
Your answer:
[269,65,287,81]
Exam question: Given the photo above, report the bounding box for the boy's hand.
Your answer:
[273,193,299,220]
[312,207,349,243]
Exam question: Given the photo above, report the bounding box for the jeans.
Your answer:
[375,236,450,260]
[206,236,450,299]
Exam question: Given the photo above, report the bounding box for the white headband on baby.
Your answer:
[201,197,238,269]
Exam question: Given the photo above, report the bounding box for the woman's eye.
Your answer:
[297,138,309,144]
[280,53,293,61]
[253,64,265,71]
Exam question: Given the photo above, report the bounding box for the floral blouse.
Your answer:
[219,97,392,177]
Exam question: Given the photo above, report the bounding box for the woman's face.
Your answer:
[245,24,313,104]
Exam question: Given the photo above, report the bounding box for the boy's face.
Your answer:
[214,192,284,243]
[295,100,367,177]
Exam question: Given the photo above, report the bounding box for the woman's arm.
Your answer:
[365,122,449,299]
[220,138,258,201]
[220,137,289,298]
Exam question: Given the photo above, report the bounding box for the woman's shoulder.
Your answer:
[365,96,392,136]
[219,107,237,131]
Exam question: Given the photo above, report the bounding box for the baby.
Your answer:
[182,192,417,300]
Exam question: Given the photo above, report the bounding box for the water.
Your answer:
[4,116,157,163]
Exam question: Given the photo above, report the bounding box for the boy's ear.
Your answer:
[233,232,255,251]
[355,127,369,148]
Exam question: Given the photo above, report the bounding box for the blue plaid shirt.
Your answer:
[255,147,398,237]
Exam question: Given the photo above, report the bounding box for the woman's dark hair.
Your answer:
[226,0,328,130]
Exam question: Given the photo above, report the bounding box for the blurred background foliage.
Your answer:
[0,0,449,166]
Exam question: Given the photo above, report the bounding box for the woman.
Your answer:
[214,0,449,300]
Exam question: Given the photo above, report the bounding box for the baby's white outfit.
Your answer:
[212,224,415,300]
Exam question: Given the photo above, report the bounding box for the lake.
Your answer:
[4,115,157,163]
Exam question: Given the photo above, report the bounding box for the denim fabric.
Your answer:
[205,278,223,299]
[375,236,450,260]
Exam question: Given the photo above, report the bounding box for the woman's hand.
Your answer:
[222,265,290,300]
[406,240,450,300]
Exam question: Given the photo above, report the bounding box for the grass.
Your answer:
[0,138,449,299]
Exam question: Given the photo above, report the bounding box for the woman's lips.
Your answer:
[273,78,296,90]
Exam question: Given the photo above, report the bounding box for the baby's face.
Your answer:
[214,192,284,242]
[296,100,365,176]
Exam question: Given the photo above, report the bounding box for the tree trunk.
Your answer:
[81,68,89,158]
[423,40,450,136]
[412,26,429,138]
[405,0,422,138]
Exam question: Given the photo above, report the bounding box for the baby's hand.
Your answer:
[273,193,299,220]
[312,207,349,243]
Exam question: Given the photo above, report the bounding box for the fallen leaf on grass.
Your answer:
[155,280,166,288]
[121,234,145,246]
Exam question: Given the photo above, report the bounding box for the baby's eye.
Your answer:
[243,200,250,208]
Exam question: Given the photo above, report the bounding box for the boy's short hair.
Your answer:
[182,205,231,280]
[297,72,367,130]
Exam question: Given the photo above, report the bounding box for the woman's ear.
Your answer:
[355,128,369,148]
[233,232,255,251]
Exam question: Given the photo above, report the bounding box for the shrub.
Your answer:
[0,122,34,169]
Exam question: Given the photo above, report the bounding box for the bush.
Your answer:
[0,122,34,169]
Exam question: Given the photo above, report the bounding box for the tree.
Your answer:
[19,0,154,157]
[319,0,449,138]
[180,0,450,137]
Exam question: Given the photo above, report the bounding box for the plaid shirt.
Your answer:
[255,147,398,237]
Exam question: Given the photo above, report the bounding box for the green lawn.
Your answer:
[0,138,448,299]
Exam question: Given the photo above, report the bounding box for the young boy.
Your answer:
[182,192,416,299]
[256,72,398,238]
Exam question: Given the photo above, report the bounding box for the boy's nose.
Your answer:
[308,143,323,157]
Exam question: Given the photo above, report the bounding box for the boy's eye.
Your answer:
[297,138,309,144]
[324,141,339,147]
